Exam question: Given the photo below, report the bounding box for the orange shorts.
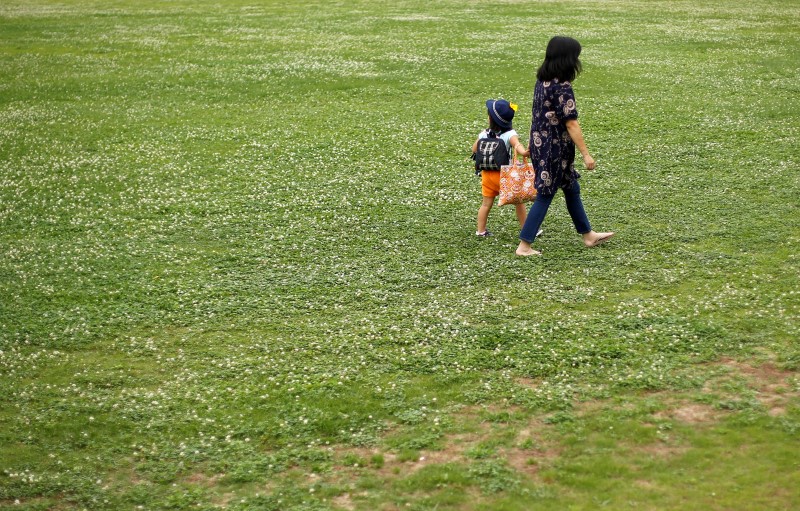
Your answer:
[481,170,501,198]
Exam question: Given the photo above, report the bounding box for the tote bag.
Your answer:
[498,151,537,206]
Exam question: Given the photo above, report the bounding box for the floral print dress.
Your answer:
[529,78,580,195]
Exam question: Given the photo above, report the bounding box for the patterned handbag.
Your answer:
[498,151,537,206]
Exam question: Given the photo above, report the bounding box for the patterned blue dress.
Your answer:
[529,78,581,195]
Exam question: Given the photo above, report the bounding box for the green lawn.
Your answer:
[1,0,798,509]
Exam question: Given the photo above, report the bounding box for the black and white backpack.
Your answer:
[473,131,509,175]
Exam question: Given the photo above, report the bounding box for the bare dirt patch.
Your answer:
[408,449,462,471]
[716,358,799,416]
[637,441,689,459]
[723,359,790,382]
[502,420,559,477]
[574,398,610,416]
[332,492,356,511]
[504,446,554,476]
[653,401,721,424]
[329,411,559,487]
[318,358,800,504]
[673,403,719,423]
[516,377,541,390]
[184,472,221,486]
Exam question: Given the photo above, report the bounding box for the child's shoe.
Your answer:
[476,230,493,237]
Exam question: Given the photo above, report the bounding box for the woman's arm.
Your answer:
[565,119,595,170]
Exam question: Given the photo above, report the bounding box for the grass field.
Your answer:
[1,0,799,509]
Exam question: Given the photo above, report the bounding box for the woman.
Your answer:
[516,36,614,256]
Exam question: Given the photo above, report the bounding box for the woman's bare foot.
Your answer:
[582,231,615,247]
[515,241,541,257]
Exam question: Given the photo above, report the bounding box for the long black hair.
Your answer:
[536,36,582,82]
[488,117,511,134]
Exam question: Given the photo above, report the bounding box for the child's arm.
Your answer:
[510,135,530,158]
[472,137,479,154]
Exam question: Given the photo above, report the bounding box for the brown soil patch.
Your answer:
[716,358,799,415]
[332,444,465,478]
[406,449,462,472]
[655,402,719,424]
[674,403,717,423]
[505,453,538,475]
[504,446,555,476]
[317,358,798,504]
[333,445,381,461]
[184,472,221,486]
[721,359,791,382]
[330,413,558,486]
[516,377,541,390]
[332,493,356,511]
[635,479,658,489]
[332,446,399,479]
[404,427,492,472]
[637,441,689,459]
[504,421,559,477]
[767,405,786,417]
[215,492,237,508]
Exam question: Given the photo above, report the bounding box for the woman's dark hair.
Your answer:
[488,117,511,133]
[536,36,582,82]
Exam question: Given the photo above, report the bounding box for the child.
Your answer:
[471,99,535,237]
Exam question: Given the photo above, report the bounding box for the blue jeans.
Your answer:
[519,181,592,243]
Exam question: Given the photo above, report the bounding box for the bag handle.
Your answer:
[511,147,528,167]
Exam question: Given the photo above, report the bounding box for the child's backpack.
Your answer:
[473,131,509,175]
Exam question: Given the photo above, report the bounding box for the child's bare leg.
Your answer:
[514,203,527,227]
[477,196,494,234]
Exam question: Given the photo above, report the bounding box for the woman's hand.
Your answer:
[582,153,595,170]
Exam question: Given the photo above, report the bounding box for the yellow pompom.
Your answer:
[510,102,518,112]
